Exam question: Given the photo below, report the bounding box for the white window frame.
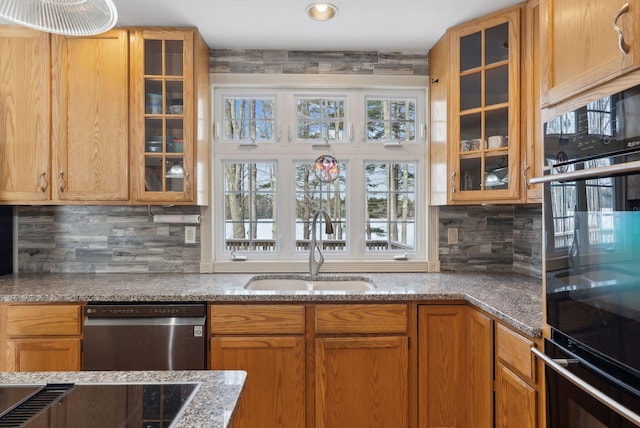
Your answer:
[204,74,432,273]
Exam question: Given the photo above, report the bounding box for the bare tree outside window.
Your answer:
[366,162,416,251]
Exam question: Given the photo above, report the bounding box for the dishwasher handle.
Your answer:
[84,316,206,327]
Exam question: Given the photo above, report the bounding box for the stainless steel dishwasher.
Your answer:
[82,303,206,370]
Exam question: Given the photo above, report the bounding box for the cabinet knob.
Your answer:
[613,3,631,54]
[38,172,48,193]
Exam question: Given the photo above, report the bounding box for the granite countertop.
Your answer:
[0,271,543,337]
[0,370,246,428]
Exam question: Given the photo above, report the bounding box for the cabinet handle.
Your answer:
[58,171,65,193]
[613,3,631,54]
[522,164,531,190]
[450,171,456,194]
[38,172,48,193]
[185,172,191,194]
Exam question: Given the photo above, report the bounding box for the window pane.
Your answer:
[296,98,345,141]
[223,98,275,142]
[224,162,277,252]
[365,162,416,251]
[295,161,347,251]
[366,98,417,142]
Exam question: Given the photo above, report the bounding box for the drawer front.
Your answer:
[6,304,81,336]
[210,304,305,335]
[496,323,535,382]
[315,304,408,334]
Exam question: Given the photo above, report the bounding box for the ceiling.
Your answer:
[111,0,523,52]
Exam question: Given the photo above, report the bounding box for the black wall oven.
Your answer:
[533,83,640,427]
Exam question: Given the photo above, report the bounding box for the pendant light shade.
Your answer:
[0,0,118,36]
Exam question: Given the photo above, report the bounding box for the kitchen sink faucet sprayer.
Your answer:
[309,209,334,276]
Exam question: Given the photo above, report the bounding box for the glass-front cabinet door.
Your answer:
[130,29,207,204]
[450,8,521,203]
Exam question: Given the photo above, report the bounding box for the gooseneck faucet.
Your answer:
[309,209,334,276]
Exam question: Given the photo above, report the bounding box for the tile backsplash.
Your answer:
[16,204,542,277]
[17,205,201,273]
[438,204,542,278]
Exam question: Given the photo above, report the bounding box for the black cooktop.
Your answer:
[0,382,198,427]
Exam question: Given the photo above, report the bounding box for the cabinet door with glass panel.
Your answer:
[450,7,521,203]
[130,28,209,204]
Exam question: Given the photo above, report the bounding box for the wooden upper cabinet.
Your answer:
[51,30,129,202]
[129,28,210,205]
[540,0,640,107]
[449,6,522,204]
[522,0,543,202]
[0,26,51,203]
[429,33,450,206]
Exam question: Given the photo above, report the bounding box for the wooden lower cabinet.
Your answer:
[210,336,305,428]
[209,302,542,428]
[209,304,306,428]
[495,323,542,428]
[315,336,409,428]
[0,303,82,371]
[495,361,537,428]
[418,305,493,428]
[6,338,81,372]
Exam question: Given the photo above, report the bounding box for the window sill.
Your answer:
[205,259,433,273]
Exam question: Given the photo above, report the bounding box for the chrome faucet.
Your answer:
[309,209,334,276]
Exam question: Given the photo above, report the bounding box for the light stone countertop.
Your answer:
[0,370,246,428]
[0,271,543,337]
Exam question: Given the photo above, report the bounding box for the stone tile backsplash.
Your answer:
[16,203,542,277]
[210,49,428,76]
[17,206,201,273]
[438,204,542,278]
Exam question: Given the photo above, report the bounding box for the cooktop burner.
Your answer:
[0,382,198,427]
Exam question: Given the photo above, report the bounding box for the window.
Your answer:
[296,97,345,142]
[366,98,416,142]
[213,87,426,271]
[223,97,276,142]
[365,162,416,251]
[224,162,276,251]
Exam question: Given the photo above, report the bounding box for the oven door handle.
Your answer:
[529,159,640,185]
[532,347,640,426]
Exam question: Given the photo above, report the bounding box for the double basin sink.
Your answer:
[244,275,376,291]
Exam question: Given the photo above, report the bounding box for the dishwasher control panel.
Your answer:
[84,303,206,318]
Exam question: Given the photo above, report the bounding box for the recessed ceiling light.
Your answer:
[306,3,338,21]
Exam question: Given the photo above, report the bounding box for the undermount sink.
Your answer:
[244,275,376,291]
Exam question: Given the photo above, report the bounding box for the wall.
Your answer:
[17,206,201,273]
[438,204,542,278]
